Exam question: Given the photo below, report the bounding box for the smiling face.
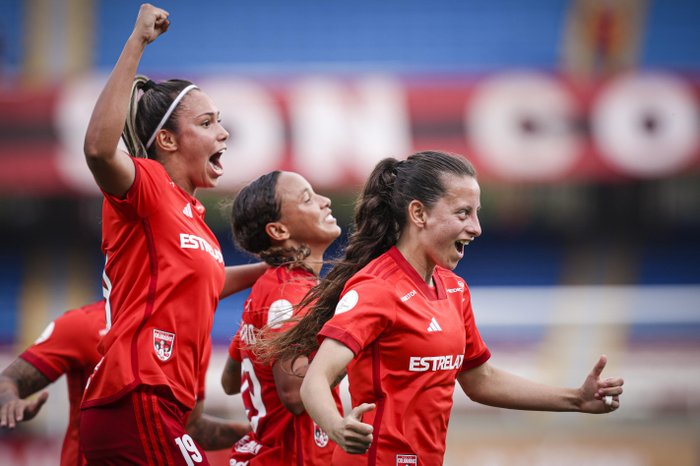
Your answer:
[167,90,229,193]
[275,172,341,254]
[419,173,482,271]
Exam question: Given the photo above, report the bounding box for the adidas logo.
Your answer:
[427,317,442,332]
[183,203,193,218]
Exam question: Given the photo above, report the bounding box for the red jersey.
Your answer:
[83,158,225,411]
[229,266,338,465]
[318,247,491,466]
[20,300,106,466]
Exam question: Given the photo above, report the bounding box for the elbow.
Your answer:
[280,396,305,416]
[83,134,117,167]
[221,378,240,396]
[278,386,306,416]
[83,140,106,167]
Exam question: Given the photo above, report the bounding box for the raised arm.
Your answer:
[457,355,623,413]
[0,358,51,428]
[300,338,375,454]
[83,4,170,197]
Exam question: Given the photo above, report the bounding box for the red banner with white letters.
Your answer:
[1,71,699,195]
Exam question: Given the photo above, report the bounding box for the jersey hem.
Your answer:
[460,348,491,372]
[317,326,362,355]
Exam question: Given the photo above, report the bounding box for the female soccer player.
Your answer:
[78,5,263,464]
[265,151,625,466]
[221,170,343,465]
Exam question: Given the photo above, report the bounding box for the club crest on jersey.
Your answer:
[396,454,418,465]
[314,422,329,448]
[153,329,175,362]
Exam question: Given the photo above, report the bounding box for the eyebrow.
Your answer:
[194,111,219,119]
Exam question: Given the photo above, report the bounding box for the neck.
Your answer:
[303,247,326,276]
[395,240,435,285]
[158,155,196,196]
[277,240,328,276]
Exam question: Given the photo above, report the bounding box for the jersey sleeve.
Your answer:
[19,310,98,382]
[102,158,167,219]
[318,279,396,356]
[459,285,491,371]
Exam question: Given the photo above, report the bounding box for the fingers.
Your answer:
[1,401,23,428]
[24,391,49,420]
[350,402,376,421]
[590,354,608,378]
[36,390,49,406]
[595,377,624,399]
[135,4,170,42]
[341,403,376,454]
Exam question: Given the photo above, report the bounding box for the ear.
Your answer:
[407,200,427,228]
[265,221,290,242]
[154,130,178,153]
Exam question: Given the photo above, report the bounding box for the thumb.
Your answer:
[590,354,607,379]
[35,391,49,407]
[350,403,376,421]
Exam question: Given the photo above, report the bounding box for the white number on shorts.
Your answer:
[240,357,267,432]
[174,434,203,465]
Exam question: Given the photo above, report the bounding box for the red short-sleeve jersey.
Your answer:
[228,266,339,465]
[82,158,225,411]
[20,300,106,466]
[318,247,490,466]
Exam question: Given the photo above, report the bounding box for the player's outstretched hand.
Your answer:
[578,354,624,413]
[131,3,170,45]
[0,390,49,428]
[332,403,375,454]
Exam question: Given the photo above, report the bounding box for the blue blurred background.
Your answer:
[0,1,699,465]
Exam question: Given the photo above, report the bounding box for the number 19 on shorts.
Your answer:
[175,434,203,465]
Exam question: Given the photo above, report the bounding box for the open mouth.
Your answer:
[454,239,470,255]
[208,149,225,176]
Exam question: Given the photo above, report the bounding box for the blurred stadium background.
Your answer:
[1,0,699,464]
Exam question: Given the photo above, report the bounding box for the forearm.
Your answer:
[274,357,308,416]
[84,36,145,161]
[460,364,581,412]
[1,359,50,399]
[187,413,249,451]
[221,263,268,298]
[300,372,344,439]
[0,376,19,403]
[221,358,241,395]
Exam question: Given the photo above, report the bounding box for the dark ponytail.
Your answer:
[121,75,196,159]
[257,151,476,363]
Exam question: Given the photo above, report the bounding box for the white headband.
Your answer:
[146,84,199,149]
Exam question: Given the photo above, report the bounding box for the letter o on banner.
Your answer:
[466,72,581,181]
[592,73,699,177]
